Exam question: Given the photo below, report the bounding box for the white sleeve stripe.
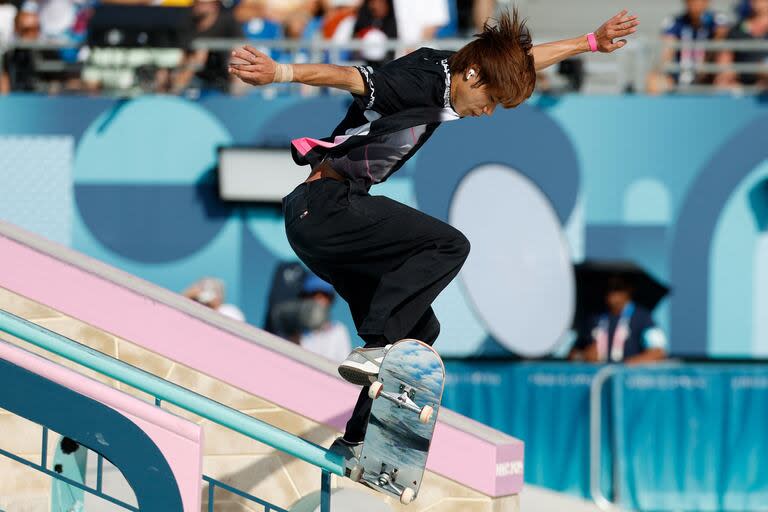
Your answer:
[643,327,668,350]
[357,66,375,110]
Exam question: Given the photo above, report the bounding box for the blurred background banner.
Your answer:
[612,366,768,511]
[443,362,609,498]
[0,93,767,358]
[443,362,768,509]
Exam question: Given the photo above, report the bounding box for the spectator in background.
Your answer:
[647,0,729,94]
[0,3,60,94]
[715,0,768,90]
[737,0,752,19]
[392,0,448,49]
[36,0,77,38]
[283,9,313,40]
[456,0,495,36]
[264,262,306,336]
[172,0,242,94]
[569,277,668,365]
[321,0,359,42]
[235,0,315,25]
[0,0,17,45]
[297,274,351,362]
[183,277,245,321]
[352,0,396,66]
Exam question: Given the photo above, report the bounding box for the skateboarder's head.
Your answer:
[448,8,536,118]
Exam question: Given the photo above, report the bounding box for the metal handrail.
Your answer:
[589,363,685,512]
[1,36,766,53]
[663,39,768,51]
[664,62,768,73]
[589,364,623,512]
[671,83,767,94]
[0,309,344,508]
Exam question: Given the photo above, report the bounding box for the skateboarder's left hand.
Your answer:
[593,10,639,53]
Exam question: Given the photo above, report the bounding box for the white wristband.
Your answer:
[274,63,294,83]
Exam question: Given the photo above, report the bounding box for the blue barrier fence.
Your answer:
[443,361,768,511]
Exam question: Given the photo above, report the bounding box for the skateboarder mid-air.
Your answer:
[230,8,638,466]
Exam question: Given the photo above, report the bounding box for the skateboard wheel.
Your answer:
[419,405,434,424]
[369,381,384,400]
[400,487,415,505]
[349,464,364,482]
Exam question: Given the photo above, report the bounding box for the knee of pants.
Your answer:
[433,225,470,266]
[449,230,471,263]
[425,316,441,345]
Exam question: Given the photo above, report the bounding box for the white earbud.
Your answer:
[466,69,476,80]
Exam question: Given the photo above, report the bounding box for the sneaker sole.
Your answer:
[329,440,363,471]
[338,361,379,386]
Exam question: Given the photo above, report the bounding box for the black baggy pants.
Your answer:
[282,178,470,442]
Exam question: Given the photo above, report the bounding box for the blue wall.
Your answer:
[1,94,767,357]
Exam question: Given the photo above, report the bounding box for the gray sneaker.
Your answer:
[337,345,392,385]
[329,436,363,474]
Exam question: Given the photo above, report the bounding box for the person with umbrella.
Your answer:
[569,264,669,365]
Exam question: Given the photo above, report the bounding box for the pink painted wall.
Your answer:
[0,228,524,496]
[0,340,203,511]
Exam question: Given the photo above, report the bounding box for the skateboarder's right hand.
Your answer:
[229,46,281,86]
[229,48,365,95]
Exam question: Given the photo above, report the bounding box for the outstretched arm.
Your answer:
[229,46,366,94]
[532,10,639,71]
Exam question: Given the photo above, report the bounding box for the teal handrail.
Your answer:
[0,309,345,477]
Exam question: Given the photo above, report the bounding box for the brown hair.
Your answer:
[449,8,536,108]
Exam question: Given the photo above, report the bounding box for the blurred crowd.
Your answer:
[1,0,765,95]
[647,0,768,93]
[0,0,496,95]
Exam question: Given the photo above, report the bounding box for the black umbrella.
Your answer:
[573,260,671,324]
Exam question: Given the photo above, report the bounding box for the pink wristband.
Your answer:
[587,32,598,52]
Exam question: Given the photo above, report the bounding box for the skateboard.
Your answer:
[349,339,445,505]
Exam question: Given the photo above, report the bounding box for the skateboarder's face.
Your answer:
[451,66,527,119]
[452,72,506,118]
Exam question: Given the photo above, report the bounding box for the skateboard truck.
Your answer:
[350,462,416,505]
[368,381,434,424]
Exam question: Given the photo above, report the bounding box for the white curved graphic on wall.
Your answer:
[449,164,575,356]
[752,176,768,356]
[710,163,768,356]
[755,235,768,356]
[564,193,585,263]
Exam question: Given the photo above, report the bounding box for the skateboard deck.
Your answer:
[350,339,445,505]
